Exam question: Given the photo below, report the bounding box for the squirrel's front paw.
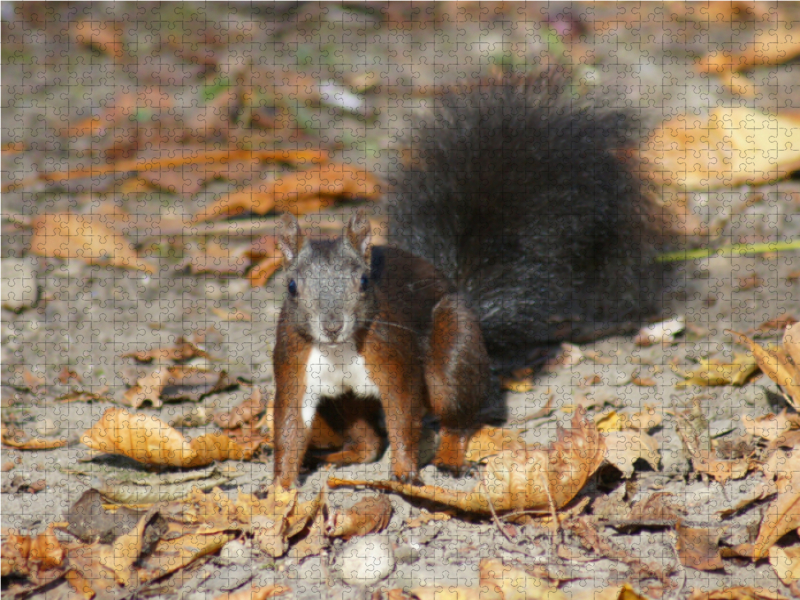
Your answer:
[432,429,471,475]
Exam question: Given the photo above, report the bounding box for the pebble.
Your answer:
[340,535,395,586]
[1,258,38,310]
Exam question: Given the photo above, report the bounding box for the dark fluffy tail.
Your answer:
[387,72,670,367]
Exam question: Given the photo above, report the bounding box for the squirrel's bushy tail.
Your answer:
[387,71,670,367]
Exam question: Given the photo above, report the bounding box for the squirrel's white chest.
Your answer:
[301,341,380,427]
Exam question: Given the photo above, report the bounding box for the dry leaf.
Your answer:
[1,526,64,583]
[464,427,527,462]
[124,366,231,408]
[1,427,68,450]
[603,430,660,478]
[122,337,211,363]
[673,354,759,387]
[248,484,299,558]
[688,586,789,600]
[211,307,252,322]
[98,508,159,584]
[139,531,234,582]
[642,108,800,190]
[784,323,800,371]
[743,411,799,442]
[31,149,327,187]
[215,388,265,429]
[199,163,383,220]
[729,329,800,409]
[694,454,751,485]
[769,545,800,584]
[22,368,45,392]
[406,512,451,528]
[213,585,289,600]
[80,408,260,468]
[71,20,125,59]
[571,583,651,600]
[329,408,604,515]
[626,492,681,524]
[698,20,800,73]
[30,214,155,273]
[676,520,724,571]
[753,451,800,559]
[328,495,392,540]
[479,558,567,600]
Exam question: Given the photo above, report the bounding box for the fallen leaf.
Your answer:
[123,366,232,408]
[30,214,155,273]
[22,369,44,392]
[98,507,160,584]
[248,484,299,558]
[571,583,651,600]
[138,531,234,582]
[406,512,452,528]
[729,329,800,409]
[694,454,751,485]
[688,586,789,600]
[213,585,289,600]
[770,545,800,584]
[215,388,265,429]
[751,316,798,338]
[211,307,252,322]
[743,411,799,442]
[464,427,527,462]
[26,149,327,189]
[198,163,383,221]
[697,20,800,74]
[329,408,604,515]
[71,20,125,59]
[479,558,567,600]
[602,430,660,478]
[1,526,64,583]
[673,353,759,387]
[784,323,800,372]
[80,407,260,468]
[626,492,682,524]
[328,495,392,540]
[122,337,212,364]
[737,275,764,291]
[753,451,800,559]
[676,520,724,571]
[642,108,800,190]
[1,427,68,450]
[58,367,81,384]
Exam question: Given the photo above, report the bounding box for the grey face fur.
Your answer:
[276,211,374,345]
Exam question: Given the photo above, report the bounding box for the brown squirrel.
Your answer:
[271,72,670,488]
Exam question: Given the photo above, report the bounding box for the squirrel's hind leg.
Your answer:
[425,294,491,474]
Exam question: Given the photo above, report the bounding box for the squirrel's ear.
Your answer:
[277,213,303,263]
[346,209,372,259]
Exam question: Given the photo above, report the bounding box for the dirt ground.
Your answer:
[3,3,800,599]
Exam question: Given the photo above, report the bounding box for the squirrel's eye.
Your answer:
[360,274,369,291]
[288,279,298,297]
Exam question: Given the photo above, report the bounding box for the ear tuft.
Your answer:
[277,213,303,263]
[346,209,372,258]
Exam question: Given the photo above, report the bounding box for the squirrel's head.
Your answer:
[277,210,373,345]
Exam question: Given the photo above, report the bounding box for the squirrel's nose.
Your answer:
[323,321,343,337]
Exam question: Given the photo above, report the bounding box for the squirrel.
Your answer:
[271,72,670,488]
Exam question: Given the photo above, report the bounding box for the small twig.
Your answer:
[478,479,516,547]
